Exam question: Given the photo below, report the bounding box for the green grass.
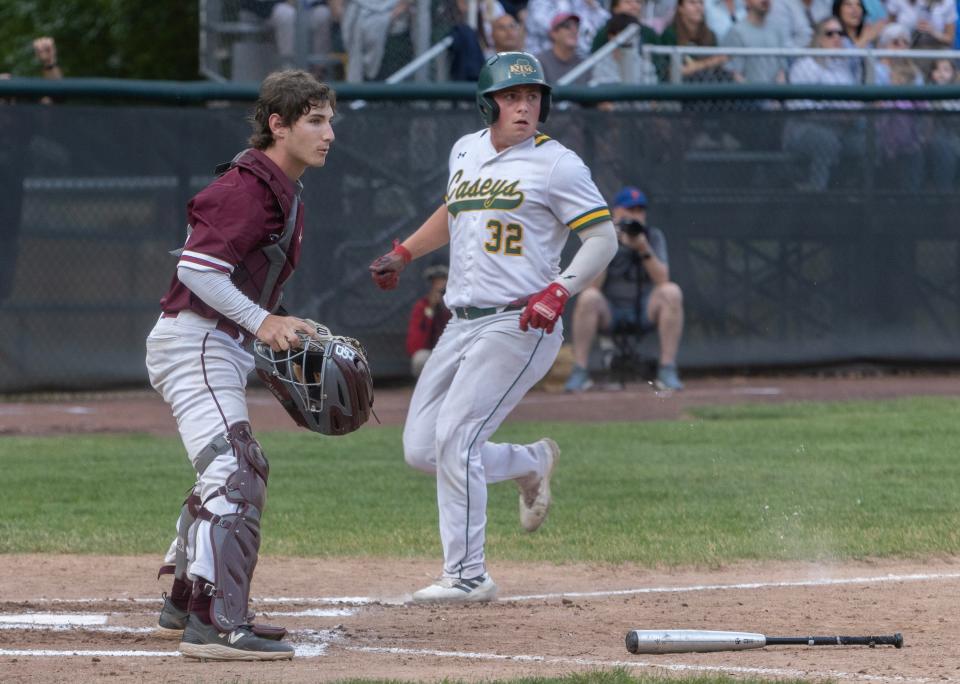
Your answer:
[2,396,959,565]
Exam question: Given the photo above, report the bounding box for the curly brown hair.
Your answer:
[248,70,336,150]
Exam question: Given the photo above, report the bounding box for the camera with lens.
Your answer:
[617,218,648,238]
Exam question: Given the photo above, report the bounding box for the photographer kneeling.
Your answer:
[564,187,685,392]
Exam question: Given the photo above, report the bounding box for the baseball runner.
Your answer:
[369,51,617,602]
[146,70,336,660]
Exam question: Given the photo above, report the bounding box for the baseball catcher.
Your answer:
[146,70,337,661]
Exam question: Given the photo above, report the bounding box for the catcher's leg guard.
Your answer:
[198,421,270,633]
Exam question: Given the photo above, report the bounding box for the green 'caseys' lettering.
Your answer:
[447,170,524,215]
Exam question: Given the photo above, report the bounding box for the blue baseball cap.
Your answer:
[614,186,648,209]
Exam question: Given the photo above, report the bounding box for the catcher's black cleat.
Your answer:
[156,593,189,639]
[178,615,294,661]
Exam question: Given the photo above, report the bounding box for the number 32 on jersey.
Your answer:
[483,219,523,256]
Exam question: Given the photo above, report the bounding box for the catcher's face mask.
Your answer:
[254,331,374,436]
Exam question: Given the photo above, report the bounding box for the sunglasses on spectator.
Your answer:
[822,29,843,37]
[556,20,578,30]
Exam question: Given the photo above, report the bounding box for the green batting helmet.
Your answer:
[476,51,552,126]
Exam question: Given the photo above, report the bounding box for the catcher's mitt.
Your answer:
[254,323,374,436]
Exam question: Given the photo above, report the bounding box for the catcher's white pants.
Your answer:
[146,312,254,585]
[403,311,562,580]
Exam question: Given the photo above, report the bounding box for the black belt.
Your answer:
[454,301,526,320]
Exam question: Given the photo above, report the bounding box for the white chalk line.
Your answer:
[0,638,939,682]
[13,570,956,607]
[1,619,940,682]
[0,614,951,683]
[0,624,335,658]
[347,645,943,684]
[0,613,107,625]
[502,571,960,602]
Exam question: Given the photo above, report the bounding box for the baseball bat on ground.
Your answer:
[625,629,904,654]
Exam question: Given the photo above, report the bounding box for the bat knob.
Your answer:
[894,633,903,649]
[625,631,639,654]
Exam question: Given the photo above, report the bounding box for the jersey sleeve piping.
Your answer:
[568,206,612,231]
[178,250,234,274]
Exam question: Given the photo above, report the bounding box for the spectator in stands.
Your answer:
[341,0,412,81]
[490,10,527,54]
[564,187,685,393]
[768,0,835,47]
[590,13,660,86]
[526,0,610,56]
[591,0,662,51]
[240,0,340,72]
[660,0,730,82]
[721,0,789,83]
[705,0,746,40]
[407,264,452,378]
[0,37,62,303]
[874,22,923,85]
[458,0,519,56]
[783,17,865,190]
[832,0,887,48]
[886,0,957,48]
[926,58,960,191]
[447,0,502,80]
[536,13,591,84]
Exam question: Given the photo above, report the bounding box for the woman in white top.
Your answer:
[783,17,865,190]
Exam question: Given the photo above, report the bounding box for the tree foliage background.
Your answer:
[0,0,199,79]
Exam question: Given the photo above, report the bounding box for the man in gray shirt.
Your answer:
[720,0,788,82]
[535,12,591,85]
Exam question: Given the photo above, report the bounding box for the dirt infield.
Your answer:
[1,555,957,683]
[2,374,959,682]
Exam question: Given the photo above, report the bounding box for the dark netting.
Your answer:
[1,100,959,391]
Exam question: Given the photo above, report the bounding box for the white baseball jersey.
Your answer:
[401,128,611,585]
[443,129,611,309]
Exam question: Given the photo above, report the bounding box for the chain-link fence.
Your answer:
[2,84,959,392]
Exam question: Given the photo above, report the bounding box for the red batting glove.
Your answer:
[369,239,412,290]
[519,283,570,334]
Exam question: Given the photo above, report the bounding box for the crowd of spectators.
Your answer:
[235,0,960,91]
[106,0,960,192]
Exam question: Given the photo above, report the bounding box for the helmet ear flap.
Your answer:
[485,96,500,125]
[477,93,500,125]
[539,88,551,123]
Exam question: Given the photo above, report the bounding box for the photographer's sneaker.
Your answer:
[411,574,497,603]
[178,615,294,661]
[155,593,189,639]
[654,364,684,391]
[564,365,593,393]
[517,438,559,532]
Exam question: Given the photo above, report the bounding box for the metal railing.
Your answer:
[641,44,960,85]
